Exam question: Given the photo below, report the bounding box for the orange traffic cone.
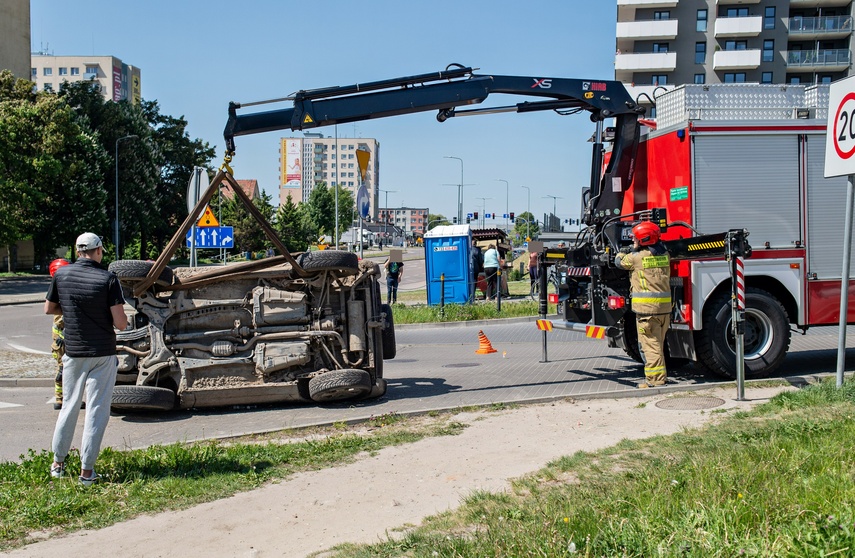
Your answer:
[475,330,497,354]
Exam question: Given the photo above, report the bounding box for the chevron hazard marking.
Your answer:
[585,325,606,339]
[536,319,553,331]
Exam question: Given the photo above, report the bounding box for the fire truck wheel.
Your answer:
[697,288,790,379]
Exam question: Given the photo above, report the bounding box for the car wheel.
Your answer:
[696,288,790,379]
[381,304,397,360]
[111,385,176,412]
[109,260,174,287]
[298,251,359,274]
[308,369,372,402]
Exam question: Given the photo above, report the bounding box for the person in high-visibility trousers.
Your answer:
[615,221,671,388]
[48,258,71,409]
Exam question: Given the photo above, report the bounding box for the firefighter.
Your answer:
[615,221,671,388]
[48,258,71,409]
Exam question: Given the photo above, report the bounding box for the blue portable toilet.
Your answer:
[424,225,471,305]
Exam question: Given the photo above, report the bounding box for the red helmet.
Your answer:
[632,221,660,246]
[49,258,70,277]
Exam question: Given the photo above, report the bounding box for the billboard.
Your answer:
[282,139,303,188]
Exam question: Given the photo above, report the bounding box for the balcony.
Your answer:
[787,49,851,71]
[617,0,678,6]
[715,16,762,38]
[717,0,760,4]
[788,15,853,39]
[616,19,678,42]
[790,0,851,7]
[615,51,677,72]
[713,49,762,70]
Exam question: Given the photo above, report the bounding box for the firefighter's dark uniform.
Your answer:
[51,314,65,408]
[616,243,671,386]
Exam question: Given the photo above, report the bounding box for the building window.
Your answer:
[725,40,748,51]
[764,6,776,30]
[725,7,749,18]
[697,9,707,32]
[69,67,79,76]
[44,83,52,91]
[724,73,747,83]
[85,65,98,75]
[763,40,774,62]
[652,75,667,86]
[820,75,832,84]
[790,76,801,84]
[653,43,669,53]
[43,68,52,76]
[58,67,67,76]
[694,74,706,84]
[653,11,670,20]
[695,42,706,64]
[762,72,773,84]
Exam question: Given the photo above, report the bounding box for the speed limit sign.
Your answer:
[825,76,855,178]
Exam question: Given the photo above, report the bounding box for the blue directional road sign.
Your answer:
[186,226,234,249]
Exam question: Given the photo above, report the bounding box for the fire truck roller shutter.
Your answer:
[694,134,800,250]
[806,133,854,279]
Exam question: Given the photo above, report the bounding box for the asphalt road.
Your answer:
[2,308,855,463]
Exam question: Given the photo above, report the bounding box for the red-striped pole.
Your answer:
[731,231,747,401]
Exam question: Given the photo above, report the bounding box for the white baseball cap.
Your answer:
[75,232,103,251]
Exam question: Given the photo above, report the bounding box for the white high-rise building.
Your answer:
[31,53,141,103]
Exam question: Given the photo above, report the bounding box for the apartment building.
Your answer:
[31,54,141,103]
[378,207,429,239]
[0,0,30,79]
[616,0,854,103]
[280,134,380,218]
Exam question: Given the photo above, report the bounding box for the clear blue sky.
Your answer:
[31,0,618,224]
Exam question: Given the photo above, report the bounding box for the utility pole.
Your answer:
[521,185,531,240]
[444,156,464,224]
[496,179,509,233]
[379,189,397,236]
[477,197,493,227]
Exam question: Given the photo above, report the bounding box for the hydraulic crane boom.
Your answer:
[223,65,645,224]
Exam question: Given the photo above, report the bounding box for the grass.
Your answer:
[320,377,855,557]
[391,279,557,324]
[0,413,467,551]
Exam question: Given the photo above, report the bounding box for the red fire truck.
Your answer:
[559,83,849,379]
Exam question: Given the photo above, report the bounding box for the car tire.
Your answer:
[308,369,372,402]
[298,251,359,274]
[111,385,176,412]
[696,288,790,379]
[381,304,397,360]
[109,260,174,287]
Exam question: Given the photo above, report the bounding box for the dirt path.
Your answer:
[3,385,789,558]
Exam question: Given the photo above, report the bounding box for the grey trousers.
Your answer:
[52,354,117,470]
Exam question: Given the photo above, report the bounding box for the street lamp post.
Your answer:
[444,156,464,224]
[115,134,138,258]
[543,195,563,232]
[521,185,531,240]
[379,189,397,236]
[496,179,509,232]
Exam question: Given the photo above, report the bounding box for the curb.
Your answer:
[0,378,54,388]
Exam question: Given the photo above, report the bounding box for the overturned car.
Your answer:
[110,250,394,411]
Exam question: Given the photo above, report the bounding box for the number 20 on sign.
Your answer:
[825,77,855,178]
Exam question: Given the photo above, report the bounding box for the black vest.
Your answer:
[54,259,120,357]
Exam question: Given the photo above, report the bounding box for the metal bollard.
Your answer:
[440,273,445,319]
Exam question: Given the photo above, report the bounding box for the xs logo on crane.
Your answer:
[531,78,552,89]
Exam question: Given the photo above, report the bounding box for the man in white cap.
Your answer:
[44,232,127,486]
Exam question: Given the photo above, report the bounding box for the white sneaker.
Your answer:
[78,472,101,486]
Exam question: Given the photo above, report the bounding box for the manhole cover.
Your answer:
[655,396,725,411]
[443,363,481,368]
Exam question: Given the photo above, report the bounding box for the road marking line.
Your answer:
[0,402,23,409]
[6,343,51,355]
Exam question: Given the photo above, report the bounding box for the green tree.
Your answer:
[221,189,275,254]
[427,214,450,230]
[0,71,109,264]
[273,193,310,253]
[513,211,541,242]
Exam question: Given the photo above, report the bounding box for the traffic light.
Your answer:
[453,216,458,224]
[510,212,515,223]
[466,216,471,224]
[474,211,479,220]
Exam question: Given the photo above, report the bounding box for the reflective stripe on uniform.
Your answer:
[642,255,669,269]
[632,291,671,304]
